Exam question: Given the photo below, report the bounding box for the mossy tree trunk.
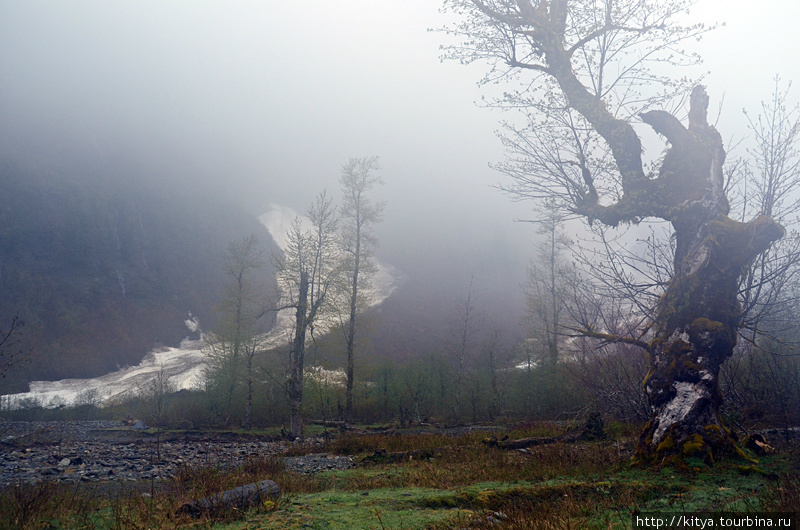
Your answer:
[631,91,784,463]
[639,214,782,463]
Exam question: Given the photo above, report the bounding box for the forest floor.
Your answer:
[1,420,798,529]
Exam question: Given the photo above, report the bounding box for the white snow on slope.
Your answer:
[9,339,208,408]
[3,206,401,409]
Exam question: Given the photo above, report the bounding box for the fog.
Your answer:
[2,0,798,297]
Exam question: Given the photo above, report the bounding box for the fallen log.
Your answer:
[486,412,606,450]
[361,447,443,464]
[488,434,576,450]
[311,420,352,429]
[177,479,280,518]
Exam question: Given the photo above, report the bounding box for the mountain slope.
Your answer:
[0,158,276,393]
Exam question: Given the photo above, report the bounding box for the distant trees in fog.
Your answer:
[203,234,268,429]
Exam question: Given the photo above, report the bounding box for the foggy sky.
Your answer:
[2,0,799,287]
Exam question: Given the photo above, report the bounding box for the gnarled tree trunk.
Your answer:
[633,90,784,463]
[638,214,782,463]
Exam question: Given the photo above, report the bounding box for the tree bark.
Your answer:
[244,351,253,430]
[178,479,279,518]
[289,270,309,438]
[345,228,359,421]
[636,215,782,463]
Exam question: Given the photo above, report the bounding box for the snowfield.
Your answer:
[3,206,401,409]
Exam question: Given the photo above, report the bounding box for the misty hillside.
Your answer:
[0,150,528,397]
[0,158,277,393]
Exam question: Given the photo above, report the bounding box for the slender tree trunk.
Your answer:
[547,223,559,366]
[488,343,499,420]
[244,350,253,430]
[225,272,245,426]
[453,280,474,421]
[345,232,360,421]
[340,157,384,422]
[289,271,309,438]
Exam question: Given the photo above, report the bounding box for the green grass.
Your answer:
[218,488,466,530]
[213,460,795,529]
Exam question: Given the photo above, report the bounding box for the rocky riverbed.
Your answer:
[0,421,354,488]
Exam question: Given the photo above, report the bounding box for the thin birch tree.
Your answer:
[339,156,385,421]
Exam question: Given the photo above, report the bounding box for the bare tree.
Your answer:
[204,234,267,428]
[482,330,511,420]
[227,235,267,427]
[443,0,788,462]
[339,156,385,421]
[447,277,481,421]
[274,193,342,438]
[735,78,800,339]
[0,312,30,379]
[719,79,800,437]
[522,199,575,367]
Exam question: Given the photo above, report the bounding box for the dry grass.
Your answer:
[322,436,624,492]
[0,481,101,529]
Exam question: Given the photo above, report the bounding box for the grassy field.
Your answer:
[2,423,798,529]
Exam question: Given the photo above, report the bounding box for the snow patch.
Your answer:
[5,342,207,409]
[259,205,304,249]
[184,313,200,334]
[305,366,347,388]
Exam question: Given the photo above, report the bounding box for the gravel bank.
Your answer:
[0,421,353,488]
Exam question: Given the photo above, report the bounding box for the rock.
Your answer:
[131,420,148,430]
[59,458,71,467]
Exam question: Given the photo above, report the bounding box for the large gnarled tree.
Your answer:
[443,0,785,462]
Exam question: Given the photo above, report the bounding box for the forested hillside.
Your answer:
[0,158,276,393]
